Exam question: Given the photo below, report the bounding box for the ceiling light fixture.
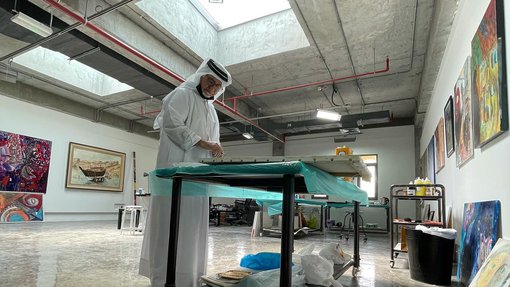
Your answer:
[242,132,254,139]
[11,12,53,37]
[316,109,341,121]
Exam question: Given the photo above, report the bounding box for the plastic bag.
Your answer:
[293,244,315,265]
[319,243,351,265]
[238,266,306,287]
[240,252,281,271]
[301,255,342,287]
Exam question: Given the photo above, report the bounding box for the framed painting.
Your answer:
[426,137,435,183]
[458,200,500,286]
[454,57,474,167]
[444,96,455,157]
[469,238,510,287]
[0,192,43,222]
[0,130,52,193]
[434,117,445,173]
[471,0,508,147]
[65,142,126,192]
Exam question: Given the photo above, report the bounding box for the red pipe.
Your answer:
[225,57,390,101]
[45,0,282,141]
[44,0,185,84]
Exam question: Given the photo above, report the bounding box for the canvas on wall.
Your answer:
[0,131,52,193]
[426,137,435,183]
[458,200,501,286]
[469,238,510,287]
[444,96,455,158]
[471,0,508,147]
[434,117,445,173]
[0,192,43,222]
[65,142,126,192]
[454,57,474,167]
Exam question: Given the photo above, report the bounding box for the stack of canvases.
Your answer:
[0,130,51,222]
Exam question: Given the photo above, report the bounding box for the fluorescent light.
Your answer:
[242,132,254,139]
[317,109,341,121]
[11,12,53,37]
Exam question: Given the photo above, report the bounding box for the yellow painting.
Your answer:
[469,238,510,287]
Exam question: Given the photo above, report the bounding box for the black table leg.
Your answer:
[165,177,182,287]
[280,174,295,287]
[353,201,360,269]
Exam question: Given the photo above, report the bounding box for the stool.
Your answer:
[339,210,367,242]
[120,205,145,235]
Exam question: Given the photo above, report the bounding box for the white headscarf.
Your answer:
[154,58,232,129]
[181,58,232,100]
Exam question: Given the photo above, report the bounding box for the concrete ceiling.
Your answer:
[0,0,459,141]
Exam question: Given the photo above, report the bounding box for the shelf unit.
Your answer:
[389,184,446,268]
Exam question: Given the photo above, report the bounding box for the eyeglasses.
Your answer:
[204,75,222,89]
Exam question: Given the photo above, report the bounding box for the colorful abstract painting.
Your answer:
[454,57,474,167]
[458,200,501,286]
[0,192,43,222]
[469,238,510,287]
[434,117,445,173]
[0,131,52,193]
[444,96,455,158]
[471,0,508,147]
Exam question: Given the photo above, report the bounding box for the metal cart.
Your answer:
[389,184,446,268]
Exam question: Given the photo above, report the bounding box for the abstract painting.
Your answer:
[471,0,508,147]
[469,238,510,287]
[444,96,455,158]
[454,57,474,167]
[0,130,52,193]
[458,200,501,286]
[66,142,126,192]
[0,192,43,222]
[434,117,445,173]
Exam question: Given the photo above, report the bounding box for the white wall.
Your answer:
[420,0,510,238]
[285,125,416,229]
[0,94,158,221]
[219,126,416,229]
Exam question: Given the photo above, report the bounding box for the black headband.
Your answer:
[207,59,229,82]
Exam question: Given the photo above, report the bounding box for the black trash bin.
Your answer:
[406,228,455,286]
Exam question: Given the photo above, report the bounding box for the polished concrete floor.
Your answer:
[0,221,460,287]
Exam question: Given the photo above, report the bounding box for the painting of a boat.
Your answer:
[66,143,125,192]
[78,166,106,182]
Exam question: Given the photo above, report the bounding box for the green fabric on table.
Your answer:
[150,161,368,204]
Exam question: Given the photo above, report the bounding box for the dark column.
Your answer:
[165,177,182,287]
[280,174,295,287]
[353,201,360,268]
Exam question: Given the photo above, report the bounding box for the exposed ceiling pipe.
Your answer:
[332,0,365,106]
[224,57,389,102]
[220,95,413,125]
[292,0,343,108]
[42,0,283,143]
[0,0,135,63]
[43,0,184,84]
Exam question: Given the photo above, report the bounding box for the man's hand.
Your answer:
[197,140,224,157]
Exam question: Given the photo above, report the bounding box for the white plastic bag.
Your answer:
[239,266,305,287]
[319,243,352,265]
[293,244,315,265]
[301,255,342,287]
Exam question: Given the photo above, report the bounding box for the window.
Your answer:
[355,155,378,200]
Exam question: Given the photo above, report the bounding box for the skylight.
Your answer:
[13,47,133,97]
[192,0,291,30]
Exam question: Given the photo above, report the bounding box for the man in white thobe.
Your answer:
[139,58,232,286]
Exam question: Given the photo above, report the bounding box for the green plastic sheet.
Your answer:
[150,161,368,205]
